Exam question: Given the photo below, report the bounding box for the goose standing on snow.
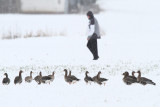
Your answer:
[92,72,103,85]
[48,71,55,82]
[84,71,93,84]
[137,71,156,85]
[92,72,98,82]
[68,70,80,83]
[97,71,108,85]
[41,75,52,84]
[14,70,23,85]
[122,72,137,85]
[124,71,137,82]
[34,72,42,84]
[25,71,33,83]
[64,69,73,84]
[2,73,10,85]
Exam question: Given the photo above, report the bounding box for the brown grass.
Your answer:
[1,30,67,40]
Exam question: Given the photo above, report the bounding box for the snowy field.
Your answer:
[1,0,160,107]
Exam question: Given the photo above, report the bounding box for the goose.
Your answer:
[92,72,98,82]
[14,70,23,85]
[64,69,73,84]
[2,73,10,85]
[92,72,103,85]
[25,71,33,83]
[122,72,137,85]
[84,71,93,84]
[48,72,55,82]
[34,72,42,84]
[68,70,80,83]
[41,76,52,84]
[137,71,156,85]
[97,71,108,85]
[124,71,137,82]
[41,72,55,84]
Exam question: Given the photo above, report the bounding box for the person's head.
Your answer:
[86,11,94,20]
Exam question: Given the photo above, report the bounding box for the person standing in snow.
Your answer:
[86,11,101,60]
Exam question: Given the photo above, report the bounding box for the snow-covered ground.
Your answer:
[0,0,160,107]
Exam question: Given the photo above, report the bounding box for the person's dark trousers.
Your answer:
[87,38,99,59]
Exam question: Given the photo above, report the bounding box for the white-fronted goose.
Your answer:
[137,71,156,85]
[92,72,103,85]
[122,72,137,85]
[34,72,42,84]
[25,71,33,83]
[2,73,10,85]
[97,71,108,85]
[48,72,55,82]
[64,69,72,84]
[14,70,23,85]
[41,76,52,84]
[92,73,98,82]
[68,70,80,83]
[84,71,93,84]
[125,71,137,82]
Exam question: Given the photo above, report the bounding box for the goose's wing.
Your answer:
[141,77,152,82]
[84,76,93,82]
[70,75,80,81]
[2,78,7,84]
[99,78,108,82]
[123,77,136,85]
[25,76,30,81]
[92,76,97,81]
[41,76,52,83]
[87,76,93,81]
[42,76,51,80]
[141,77,156,85]
[128,76,137,81]
[14,76,19,84]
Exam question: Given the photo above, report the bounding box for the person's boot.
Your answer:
[93,56,99,60]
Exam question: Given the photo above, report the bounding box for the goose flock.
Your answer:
[1,69,156,86]
[123,70,156,85]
